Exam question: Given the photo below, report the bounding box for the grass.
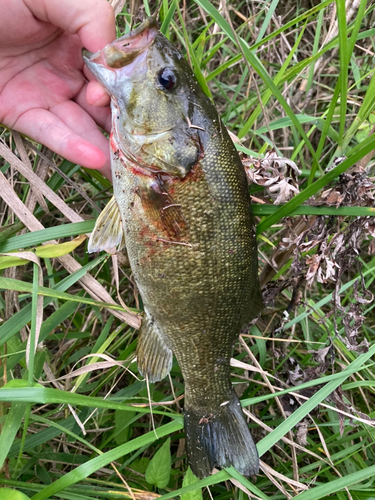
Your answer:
[1,1,375,499]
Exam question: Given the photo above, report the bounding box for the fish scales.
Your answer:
[85,17,263,478]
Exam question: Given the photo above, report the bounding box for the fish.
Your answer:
[84,17,263,479]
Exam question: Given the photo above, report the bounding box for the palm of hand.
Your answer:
[0,22,111,175]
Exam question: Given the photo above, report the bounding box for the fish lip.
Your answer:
[126,17,158,38]
[84,17,158,72]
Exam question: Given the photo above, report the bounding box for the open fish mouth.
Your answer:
[83,18,158,82]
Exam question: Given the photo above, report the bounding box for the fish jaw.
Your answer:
[83,18,158,97]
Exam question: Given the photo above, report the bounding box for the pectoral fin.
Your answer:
[136,314,172,382]
[88,196,126,253]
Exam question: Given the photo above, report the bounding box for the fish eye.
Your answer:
[157,68,177,90]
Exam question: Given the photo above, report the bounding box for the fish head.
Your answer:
[84,18,210,177]
[83,18,157,120]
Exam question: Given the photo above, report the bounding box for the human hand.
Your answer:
[0,0,114,179]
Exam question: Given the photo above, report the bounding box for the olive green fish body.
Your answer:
[85,21,262,478]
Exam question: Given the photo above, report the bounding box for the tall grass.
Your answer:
[0,1,375,499]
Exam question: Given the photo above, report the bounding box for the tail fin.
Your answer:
[184,393,259,479]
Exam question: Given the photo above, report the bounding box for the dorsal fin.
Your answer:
[88,196,126,253]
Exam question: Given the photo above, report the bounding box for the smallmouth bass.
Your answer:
[84,18,263,478]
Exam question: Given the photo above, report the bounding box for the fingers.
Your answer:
[86,80,111,108]
[23,0,116,51]
[13,103,112,180]
[75,83,112,133]
[83,69,111,132]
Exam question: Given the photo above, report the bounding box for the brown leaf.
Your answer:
[309,344,332,365]
[295,420,309,446]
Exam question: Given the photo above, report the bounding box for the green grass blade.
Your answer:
[306,8,324,93]
[30,421,182,500]
[0,221,95,253]
[27,262,39,385]
[174,7,212,99]
[4,301,81,374]
[157,471,230,500]
[254,114,339,142]
[309,80,341,183]
[160,0,176,35]
[252,204,375,217]
[257,341,375,455]
[8,414,77,458]
[293,464,375,499]
[0,402,27,470]
[283,264,375,330]
[0,386,182,417]
[194,0,319,163]
[257,133,375,233]
[336,0,349,147]
[0,256,106,349]
[253,0,333,50]
[241,23,307,139]
[342,68,375,151]
[225,467,271,499]
[242,362,375,407]
[255,0,279,44]
[0,277,137,313]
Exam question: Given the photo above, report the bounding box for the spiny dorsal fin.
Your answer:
[136,313,173,383]
[88,196,125,253]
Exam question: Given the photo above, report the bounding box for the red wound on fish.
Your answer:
[137,176,187,238]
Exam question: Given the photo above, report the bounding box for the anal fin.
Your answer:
[88,196,125,253]
[136,314,172,383]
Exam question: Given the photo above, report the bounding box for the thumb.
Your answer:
[23,0,116,52]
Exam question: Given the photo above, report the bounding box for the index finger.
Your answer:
[23,0,116,51]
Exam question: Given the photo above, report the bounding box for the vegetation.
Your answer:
[1,0,375,499]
